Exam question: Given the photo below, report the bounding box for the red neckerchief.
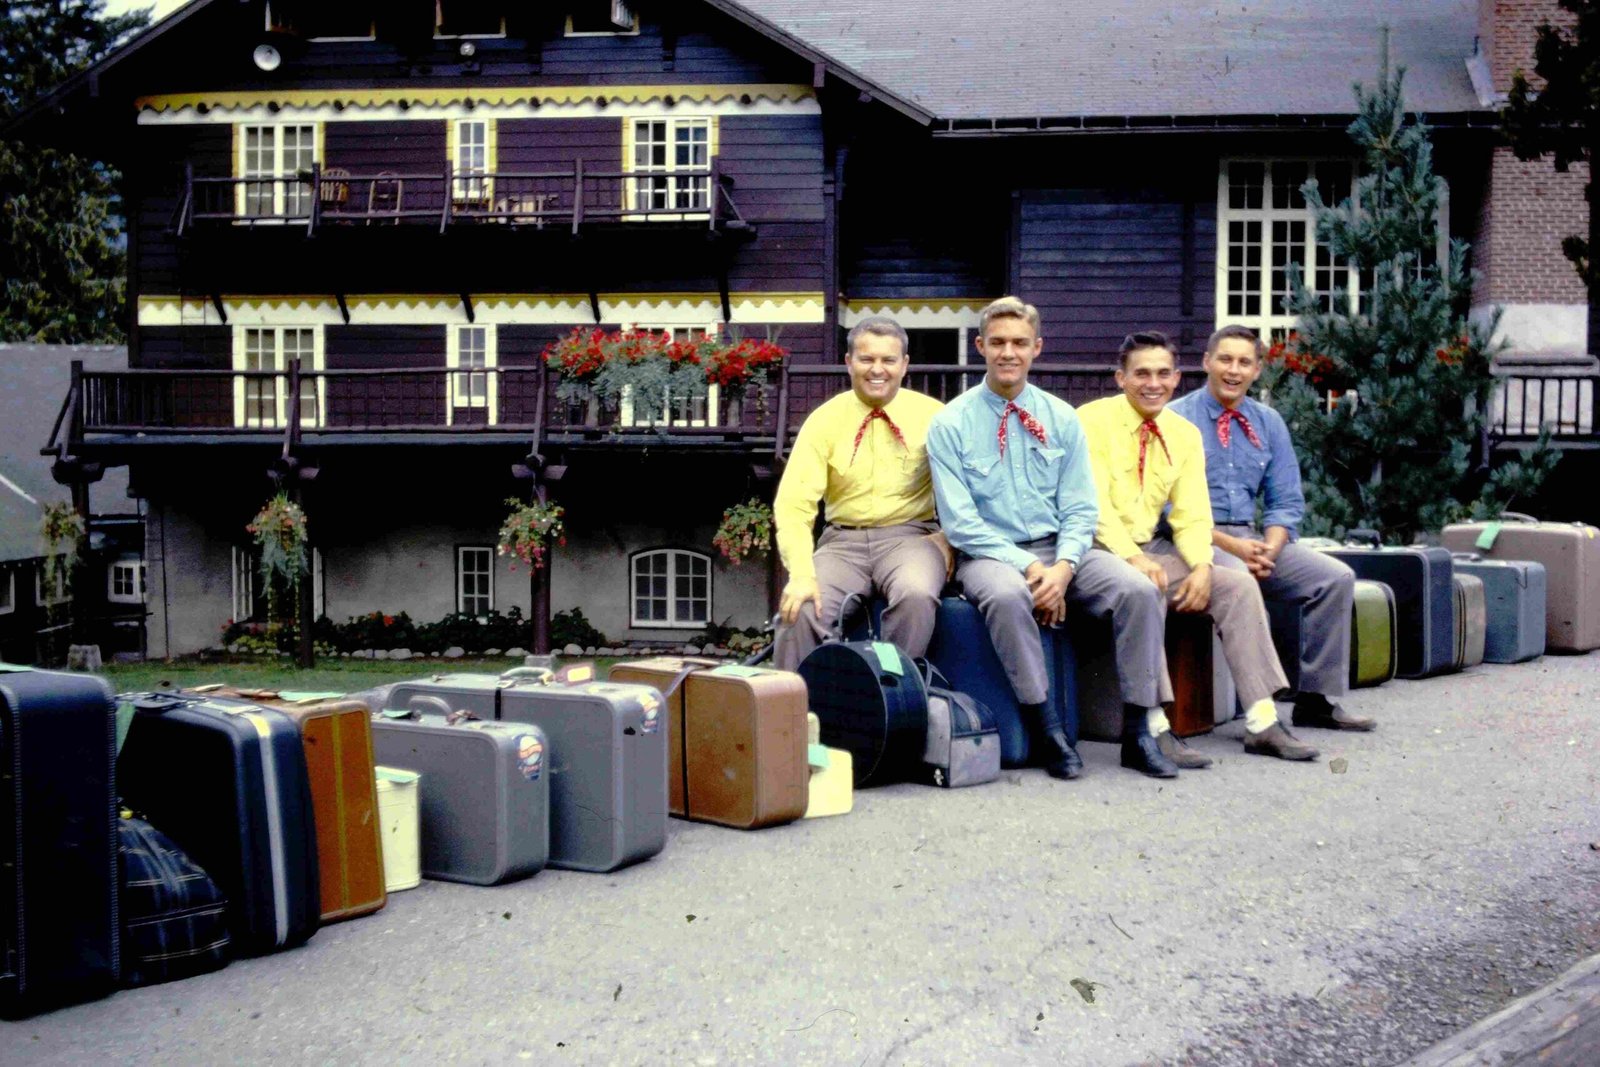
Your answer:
[997,400,1047,457]
[1217,408,1263,449]
[1137,419,1170,484]
[850,406,907,464]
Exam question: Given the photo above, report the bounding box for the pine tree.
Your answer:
[0,1,149,342]
[1264,52,1559,545]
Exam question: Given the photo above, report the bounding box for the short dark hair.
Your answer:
[1118,330,1177,368]
[845,316,908,359]
[1205,324,1264,359]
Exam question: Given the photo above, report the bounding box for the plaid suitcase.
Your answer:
[118,815,230,987]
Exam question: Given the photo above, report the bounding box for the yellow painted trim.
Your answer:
[136,84,815,114]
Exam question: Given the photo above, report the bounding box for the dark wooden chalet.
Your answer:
[9,0,1595,656]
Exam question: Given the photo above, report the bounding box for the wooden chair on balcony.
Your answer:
[368,172,403,224]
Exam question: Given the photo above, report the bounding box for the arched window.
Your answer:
[630,548,710,629]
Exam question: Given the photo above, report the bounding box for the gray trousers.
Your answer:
[957,542,1169,707]
[1213,525,1356,698]
[773,520,947,671]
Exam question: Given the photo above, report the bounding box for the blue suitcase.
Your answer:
[923,595,1077,767]
[1450,554,1546,663]
[118,693,319,957]
[1,666,120,1017]
[1316,534,1454,679]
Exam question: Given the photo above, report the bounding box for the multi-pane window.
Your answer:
[447,325,497,423]
[631,549,710,628]
[457,546,493,617]
[0,571,13,614]
[239,124,316,218]
[452,119,494,206]
[108,558,146,604]
[436,1,505,37]
[630,119,712,214]
[1217,160,1357,340]
[235,327,321,429]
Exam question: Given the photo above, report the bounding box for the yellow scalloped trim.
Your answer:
[135,83,815,114]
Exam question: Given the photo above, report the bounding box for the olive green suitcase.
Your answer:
[1351,579,1398,688]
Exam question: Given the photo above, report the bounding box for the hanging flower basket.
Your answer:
[712,499,773,565]
[247,494,310,607]
[498,497,566,571]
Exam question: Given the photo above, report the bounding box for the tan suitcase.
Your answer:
[608,658,809,829]
[1441,516,1600,653]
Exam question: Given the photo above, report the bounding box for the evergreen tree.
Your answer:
[0,1,149,342]
[1264,55,1558,544]
[1501,0,1599,354]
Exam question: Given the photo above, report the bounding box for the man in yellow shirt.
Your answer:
[1077,331,1316,768]
[771,317,948,670]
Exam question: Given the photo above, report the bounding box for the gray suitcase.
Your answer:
[1450,554,1546,663]
[1451,573,1487,670]
[496,672,668,873]
[369,709,549,886]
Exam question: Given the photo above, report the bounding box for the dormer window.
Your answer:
[436,0,506,38]
[566,1,639,35]
[265,1,376,41]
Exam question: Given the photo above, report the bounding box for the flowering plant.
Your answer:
[712,499,773,565]
[247,494,310,602]
[498,497,566,571]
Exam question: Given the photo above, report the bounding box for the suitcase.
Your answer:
[1315,535,1455,678]
[374,768,421,892]
[117,815,230,988]
[1441,516,1599,652]
[117,693,319,957]
[495,673,669,873]
[0,666,120,1016]
[1451,573,1488,670]
[607,658,809,829]
[1449,555,1546,663]
[1265,578,1396,689]
[273,701,385,923]
[369,711,550,885]
[1069,613,1235,742]
[923,595,1077,766]
[919,663,1001,788]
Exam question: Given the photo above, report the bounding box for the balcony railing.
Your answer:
[174,160,750,237]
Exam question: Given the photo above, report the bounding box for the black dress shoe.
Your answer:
[1243,722,1319,761]
[1292,694,1376,732]
[1156,730,1212,769]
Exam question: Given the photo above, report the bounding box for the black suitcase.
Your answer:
[118,693,319,957]
[118,815,231,987]
[1316,533,1455,679]
[796,595,929,788]
[0,666,120,1017]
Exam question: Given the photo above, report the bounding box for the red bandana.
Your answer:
[1217,408,1263,450]
[850,407,907,464]
[1137,419,1170,484]
[997,400,1048,457]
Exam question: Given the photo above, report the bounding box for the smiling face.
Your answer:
[976,314,1042,399]
[1203,336,1263,409]
[1116,345,1179,419]
[846,330,909,409]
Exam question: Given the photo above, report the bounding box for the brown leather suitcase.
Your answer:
[608,658,809,829]
[269,700,386,923]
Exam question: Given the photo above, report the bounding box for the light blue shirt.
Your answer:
[926,382,1099,573]
[1168,387,1306,538]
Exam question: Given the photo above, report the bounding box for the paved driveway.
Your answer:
[7,655,1599,1066]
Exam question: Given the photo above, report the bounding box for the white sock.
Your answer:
[1243,698,1279,734]
[1146,708,1171,737]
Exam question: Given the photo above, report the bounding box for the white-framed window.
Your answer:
[618,324,719,428]
[626,118,715,218]
[447,325,498,424]
[457,546,494,617]
[566,1,639,35]
[630,548,710,628]
[36,565,68,607]
[449,119,496,206]
[233,326,325,429]
[0,571,14,615]
[265,1,375,40]
[435,1,506,38]
[107,557,146,605]
[237,123,318,219]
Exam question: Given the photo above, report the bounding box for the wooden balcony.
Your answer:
[174,160,752,238]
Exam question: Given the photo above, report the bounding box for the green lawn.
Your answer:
[98,654,621,696]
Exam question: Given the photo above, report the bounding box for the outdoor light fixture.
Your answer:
[252,43,282,71]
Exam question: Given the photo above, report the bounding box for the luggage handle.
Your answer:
[1345,528,1381,547]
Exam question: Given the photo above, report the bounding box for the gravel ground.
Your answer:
[5,654,1597,1066]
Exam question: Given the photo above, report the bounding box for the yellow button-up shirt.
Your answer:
[774,388,944,582]
[1076,395,1215,569]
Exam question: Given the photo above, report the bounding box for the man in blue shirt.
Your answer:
[927,297,1181,780]
[1169,325,1373,731]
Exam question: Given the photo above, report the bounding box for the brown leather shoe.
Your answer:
[1156,730,1213,768]
[1292,696,1376,732]
[1243,722,1319,761]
